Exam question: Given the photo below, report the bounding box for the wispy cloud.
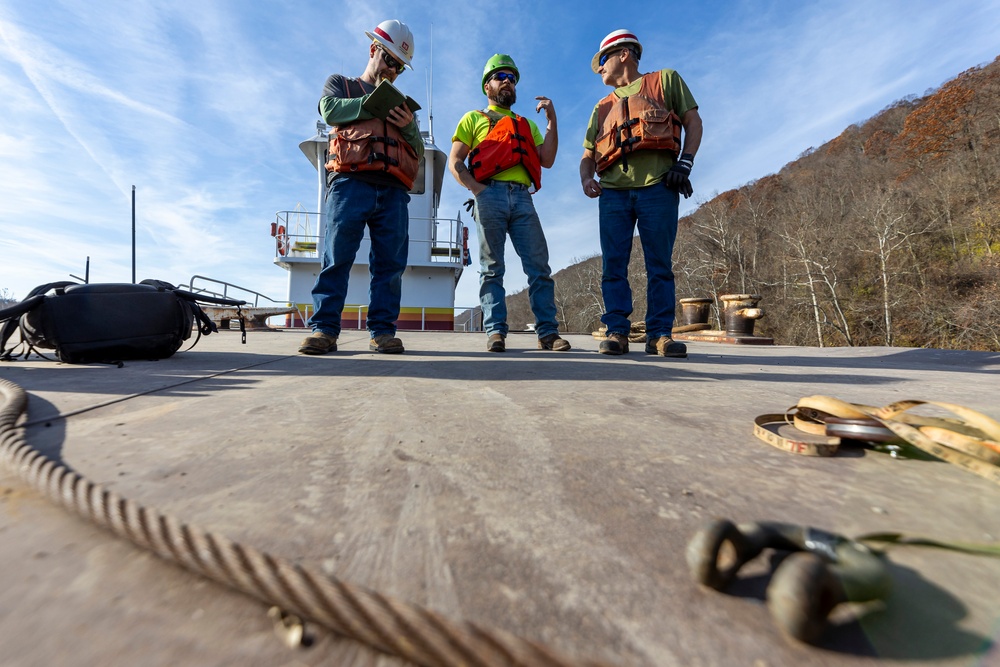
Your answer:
[1,0,998,310]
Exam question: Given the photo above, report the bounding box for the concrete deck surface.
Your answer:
[1,330,998,667]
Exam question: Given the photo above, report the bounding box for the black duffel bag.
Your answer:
[0,280,246,364]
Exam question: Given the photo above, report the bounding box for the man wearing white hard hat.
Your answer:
[299,20,424,356]
[579,29,703,359]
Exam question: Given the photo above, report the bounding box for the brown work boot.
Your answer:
[537,333,571,351]
[599,332,629,355]
[645,336,688,358]
[369,334,404,354]
[487,333,506,352]
[298,331,338,355]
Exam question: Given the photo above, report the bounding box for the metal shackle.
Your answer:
[686,519,892,643]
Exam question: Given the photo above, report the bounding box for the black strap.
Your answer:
[17,317,58,362]
[143,279,247,346]
[172,288,246,307]
[368,152,399,167]
[620,97,632,172]
[0,281,78,361]
[168,285,247,345]
[0,293,45,323]
[0,293,46,358]
[141,279,246,307]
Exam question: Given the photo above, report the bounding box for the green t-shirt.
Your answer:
[583,69,698,189]
[452,105,545,186]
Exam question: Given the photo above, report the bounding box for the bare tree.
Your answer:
[0,288,17,309]
[852,181,929,346]
[551,255,605,332]
[521,55,1000,350]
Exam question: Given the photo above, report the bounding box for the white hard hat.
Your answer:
[591,29,642,73]
[365,19,415,69]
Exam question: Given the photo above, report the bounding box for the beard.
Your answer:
[488,88,516,108]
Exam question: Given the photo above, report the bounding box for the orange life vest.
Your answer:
[467,110,543,192]
[594,72,682,174]
[325,117,420,190]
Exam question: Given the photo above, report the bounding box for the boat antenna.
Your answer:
[426,24,434,143]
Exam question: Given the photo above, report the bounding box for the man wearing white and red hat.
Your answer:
[579,29,703,359]
[299,20,424,356]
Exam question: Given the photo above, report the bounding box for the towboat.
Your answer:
[270,120,472,331]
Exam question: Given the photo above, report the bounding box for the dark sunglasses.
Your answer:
[377,46,404,73]
[599,49,624,67]
[491,72,517,84]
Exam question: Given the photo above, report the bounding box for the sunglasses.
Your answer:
[599,49,624,67]
[491,72,517,84]
[377,46,404,73]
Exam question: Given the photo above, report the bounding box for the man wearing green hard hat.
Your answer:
[448,54,569,353]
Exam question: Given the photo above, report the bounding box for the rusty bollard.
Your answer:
[677,297,713,331]
[720,294,765,336]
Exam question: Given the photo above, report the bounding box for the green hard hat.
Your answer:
[481,54,519,95]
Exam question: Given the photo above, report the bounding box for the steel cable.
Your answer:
[0,378,612,667]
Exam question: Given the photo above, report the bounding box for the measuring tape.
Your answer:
[753,396,1000,485]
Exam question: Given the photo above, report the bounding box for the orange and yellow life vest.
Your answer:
[594,72,681,174]
[320,77,420,189]
[467,110,543,192]
[325,117,420,190]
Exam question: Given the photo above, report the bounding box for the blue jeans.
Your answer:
[309,177,409,337]
[599,184,680,338]
[473,181,558,338]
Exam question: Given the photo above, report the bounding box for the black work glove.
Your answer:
[463,198,475,213]
[664,152,695,198]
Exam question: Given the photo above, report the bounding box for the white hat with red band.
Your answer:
[365,19,415,69]
[591,29,642,73]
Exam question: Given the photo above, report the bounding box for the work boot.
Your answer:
[487,333,506,352]
[298,331,338,355]
[599,332,629,355]
[645,336,688,358]
[537,333,571,351]
[370,334,404,354]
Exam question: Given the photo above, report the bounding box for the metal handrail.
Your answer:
[180,275,283,308]
[273,234,464,264]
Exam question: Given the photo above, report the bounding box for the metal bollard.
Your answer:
[719,294,765,336]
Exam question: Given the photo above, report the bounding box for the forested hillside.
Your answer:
[507,56,1000,350]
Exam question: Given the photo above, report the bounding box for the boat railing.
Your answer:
[452,305,483,332]
[272,211,467,265]
[273,210,320,258]
[412,216,468,264]
[180,275,285,308]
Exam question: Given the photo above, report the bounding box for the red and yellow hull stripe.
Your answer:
[286,305,455,331]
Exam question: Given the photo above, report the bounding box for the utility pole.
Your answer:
[131,185,136,283]
[69,256,90,284]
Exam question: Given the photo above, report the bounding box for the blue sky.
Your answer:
[2,0,999,311]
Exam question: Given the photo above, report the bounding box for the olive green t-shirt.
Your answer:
[583,69,698,189]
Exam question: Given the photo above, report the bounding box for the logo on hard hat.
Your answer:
[402,41,410,53]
